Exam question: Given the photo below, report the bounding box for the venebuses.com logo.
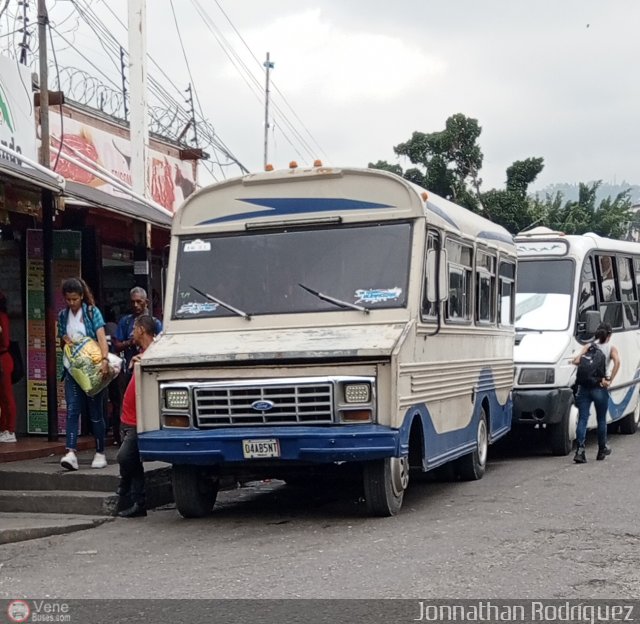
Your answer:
[7,600,30,623]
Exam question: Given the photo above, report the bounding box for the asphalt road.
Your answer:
[1,429,640,600]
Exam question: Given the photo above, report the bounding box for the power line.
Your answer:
[209,0,329,162]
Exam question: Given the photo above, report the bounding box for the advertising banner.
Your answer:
[0,53,37,162]
[49,114,196,213]
[26,229,82,434]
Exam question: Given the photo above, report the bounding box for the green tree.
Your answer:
[532,182,633,238]
[482,157,545,233]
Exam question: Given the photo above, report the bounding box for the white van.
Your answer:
[513,227,640,454]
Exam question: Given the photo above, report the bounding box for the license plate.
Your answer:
[242,438,280,459]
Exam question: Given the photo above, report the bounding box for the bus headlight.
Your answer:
[518,368,555,385]
[344,383,371,403]
[164,388,190,410]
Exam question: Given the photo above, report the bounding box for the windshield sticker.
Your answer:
[184,239,211,252]
[177,301,218,315]
[355,287,402,304]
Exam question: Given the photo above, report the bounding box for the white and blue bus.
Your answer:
[136,164,517,517]
[513,227,640,454]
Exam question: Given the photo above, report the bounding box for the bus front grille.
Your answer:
[194,383,334,427]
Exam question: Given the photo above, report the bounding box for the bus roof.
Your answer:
[516,226,640,258]
[175,165,514,252]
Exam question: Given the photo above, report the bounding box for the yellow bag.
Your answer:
[63,337,122,396]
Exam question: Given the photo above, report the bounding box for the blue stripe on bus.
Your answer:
[425,201,459,230]
[608,368,640,420]
[398,367,511,469]
[477,230,515,245]
[196,197,394,225]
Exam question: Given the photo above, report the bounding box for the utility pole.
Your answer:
[128,0,149,198]
[263,52,274,170]
[127,0,152,294]
[37,0,58,442]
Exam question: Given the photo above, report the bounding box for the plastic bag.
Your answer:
[63,336,123,397]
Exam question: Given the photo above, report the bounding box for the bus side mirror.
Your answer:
[583,310,600,336]
[426,249,448,303]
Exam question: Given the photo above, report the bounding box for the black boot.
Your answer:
[573,446,587,464]
[117,502,147,518]
[596,446,612,461]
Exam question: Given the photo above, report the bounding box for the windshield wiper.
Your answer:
[190,285,251,320]
[298,283,369,314]
[515,326,543,333]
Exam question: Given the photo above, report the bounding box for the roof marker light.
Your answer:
[264,163,274,171]
[313,159,323,167]
[421,191,429,202]
[289,161,298,169]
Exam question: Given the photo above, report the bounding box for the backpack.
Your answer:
[576,343,606,387]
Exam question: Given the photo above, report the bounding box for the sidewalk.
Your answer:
[0,434,111,463]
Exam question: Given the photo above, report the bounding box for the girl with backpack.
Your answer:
[572,322,620,464]
[57,278,110,471]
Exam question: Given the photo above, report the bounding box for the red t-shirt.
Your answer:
[121,375,137,427]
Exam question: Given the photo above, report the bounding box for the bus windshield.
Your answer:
[515,259,574,331]
[173,222,412,318]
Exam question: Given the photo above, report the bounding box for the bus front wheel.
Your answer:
[619,402,640,435]
[172,465,219,518]
[549,407,572,456]
[363,456,409,517]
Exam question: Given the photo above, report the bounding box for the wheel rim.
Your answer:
[390,456,409,497]
[477,417,488,467]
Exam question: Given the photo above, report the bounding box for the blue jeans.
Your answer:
[64,375,106,453]
[575,385,609,449]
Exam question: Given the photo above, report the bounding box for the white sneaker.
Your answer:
[0,430,9,442]
[60,450,78,471]
[0,432,17,443]
[91,452,107,469]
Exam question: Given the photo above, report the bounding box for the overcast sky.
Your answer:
[37,1,640,191]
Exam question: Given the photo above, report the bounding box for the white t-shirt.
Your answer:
[595,342,612,375]
[66,308,86,341]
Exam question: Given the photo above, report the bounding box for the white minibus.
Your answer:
[513,227,640,454]
[136,164,517,516]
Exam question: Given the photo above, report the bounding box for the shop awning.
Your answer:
[64,181,172,228]
[0,157,64,193]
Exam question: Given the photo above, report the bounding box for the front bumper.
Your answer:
[138,425,400,465]
[512,387,574,426]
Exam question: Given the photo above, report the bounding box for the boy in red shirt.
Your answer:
[116,315,157,518]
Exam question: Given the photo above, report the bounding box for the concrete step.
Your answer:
[0,512,114,546]
[0,448,175,515]
[0,490,120,516]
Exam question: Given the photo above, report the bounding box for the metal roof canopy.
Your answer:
[64,180,172,228]
[0,157,63,193]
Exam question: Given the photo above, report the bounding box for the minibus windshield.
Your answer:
[515,259,574,331]
[173,222,412,318]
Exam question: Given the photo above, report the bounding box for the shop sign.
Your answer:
[49,114,196,213]
[0,55,37,163]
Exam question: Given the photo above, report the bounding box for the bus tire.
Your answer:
[549,408,572,456]
[172,465,219,518]
[455,410,488,481]
[619,402,640,435]
[363,457,408,517]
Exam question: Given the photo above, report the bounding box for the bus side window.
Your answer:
[421,230,439,320]
[578,256,597,323]
[445,239,473,322]
[476,250,496,324]
[618,256,639,328]
[498,260,515,326]
[597,254,623,328]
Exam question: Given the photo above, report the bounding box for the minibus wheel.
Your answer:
[456,410,488,481]
[172,465,219,518]
[549,408,572,455]
[619,402,640,435]
[363,456,409,517]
